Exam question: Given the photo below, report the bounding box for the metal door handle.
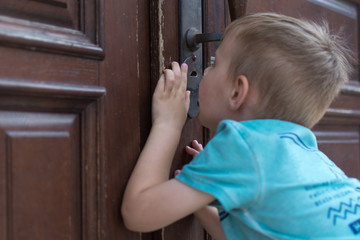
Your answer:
[186,27,223,52]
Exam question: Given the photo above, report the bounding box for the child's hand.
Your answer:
[152,62,190,130]
[174,140,203,177]
[185,140,203,158]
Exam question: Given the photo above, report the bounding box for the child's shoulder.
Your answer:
[217,119,308,135]
[216,119,317,149]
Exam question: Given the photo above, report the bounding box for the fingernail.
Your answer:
[181,63,188,70]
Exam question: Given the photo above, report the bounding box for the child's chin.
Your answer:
[198,118,215,131]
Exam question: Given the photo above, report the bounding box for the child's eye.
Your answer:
[210,56,216,67]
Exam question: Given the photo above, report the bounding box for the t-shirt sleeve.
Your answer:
[176,120,260,211]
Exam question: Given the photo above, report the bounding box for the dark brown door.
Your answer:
[0,1,105,239]
[0,1,358,240]
[0,0,150,239]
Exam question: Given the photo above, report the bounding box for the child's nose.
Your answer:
[203,67,211,76]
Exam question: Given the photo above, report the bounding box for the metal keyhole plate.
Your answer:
[183,56,202,118]
[179,0,203,118]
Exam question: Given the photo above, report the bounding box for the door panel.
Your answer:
[0,0,78,28]
[0,112,81,240]
[0,0,102,59]
[0,81,104,240]
[0,0,105,239]
[0,48,99,85]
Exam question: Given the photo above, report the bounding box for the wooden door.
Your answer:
[0,0,151,240]
[0,1,105,239]
[0,1,358,240]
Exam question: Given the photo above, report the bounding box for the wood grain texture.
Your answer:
[228,0,248,20]
[0,0,76,28]
[0,112,81,240]
[0,78,104,239]
[99,0,151,239]
[0,4,105,235]
[0,1,103,59]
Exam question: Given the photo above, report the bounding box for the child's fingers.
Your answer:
[171,62,181,75]
[155,74,165,92]
[163,68,175,92]
[185,90,190,111]
[191,140,203,151]
[185,140,203,157]
[171,62,183,89]
[180,63,188,91]
[185,146,199,157]
[174,169,181,176]
[162,62,188,94]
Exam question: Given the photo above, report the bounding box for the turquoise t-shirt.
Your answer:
[176,120,360,239]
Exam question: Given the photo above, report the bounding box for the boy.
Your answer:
[121,13,356,239]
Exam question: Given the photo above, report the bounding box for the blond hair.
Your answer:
[224,13,352,128]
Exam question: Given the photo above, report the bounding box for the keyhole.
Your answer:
[190,71,197,77]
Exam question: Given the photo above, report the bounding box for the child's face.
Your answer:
[198,36,235,131]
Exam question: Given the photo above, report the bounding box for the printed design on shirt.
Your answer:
[348,189,360,234]
[327,198,360,226]
[280,132,315,152]
[305,182,353,207]
[219,211,229,221]
[305,184,360,235]
[349,218,360,235]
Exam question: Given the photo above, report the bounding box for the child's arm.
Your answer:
[185,140,227,240]
[121,62,215,232]
[195,206,226,240]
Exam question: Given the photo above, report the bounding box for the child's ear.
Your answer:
[229,75,249,111]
